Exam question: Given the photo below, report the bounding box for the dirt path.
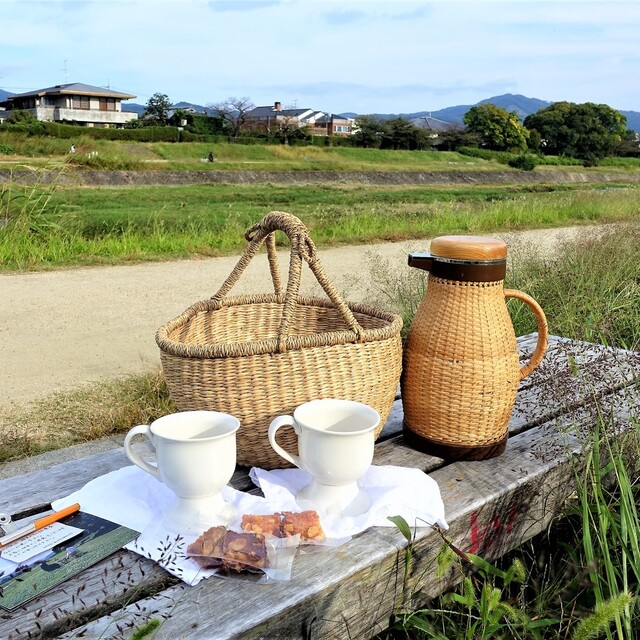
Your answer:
[0,226,598,417]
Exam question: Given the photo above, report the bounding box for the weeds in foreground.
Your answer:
[507,224,640,351]
[0,165,65,233]
[381,429,640,640]
[380,516,559,639]
[575,413,640,638]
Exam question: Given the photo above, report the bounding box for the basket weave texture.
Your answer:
[402,276,547,448]
[156,211,403,469]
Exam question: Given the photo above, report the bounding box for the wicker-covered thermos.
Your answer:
[401,235,548,460]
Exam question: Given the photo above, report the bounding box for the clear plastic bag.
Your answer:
[186,525,300,582]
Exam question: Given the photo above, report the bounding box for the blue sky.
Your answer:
[2,0,639,115]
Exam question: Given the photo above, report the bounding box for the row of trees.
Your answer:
[462,102,635,163]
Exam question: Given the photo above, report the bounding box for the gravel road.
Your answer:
[0,226,597,417]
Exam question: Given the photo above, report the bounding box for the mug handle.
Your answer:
[268,416,301,468]
[124,424,160,479]
[504,289,549,381]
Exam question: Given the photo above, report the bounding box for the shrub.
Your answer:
[0,143,14,155]
[508,154,538,171]
[457,146,514,165]
[37,121,182,142]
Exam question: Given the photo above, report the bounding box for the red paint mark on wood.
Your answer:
[468,503,519,554]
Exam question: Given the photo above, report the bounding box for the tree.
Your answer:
[272,114,310,145]
[463,104,529,151]
[186,113,226,136]
[430,126,482,151]
[6,109,40,125]
[524,101,628,162]
[143,93,172,126]
[353,116,384,148]
[614,129,640,158]
[209,97,254,138]
[169,108,188,128]
[380,117,440,151]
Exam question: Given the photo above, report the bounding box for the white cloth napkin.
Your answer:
[52,464,447,585]
[250,465,448,538]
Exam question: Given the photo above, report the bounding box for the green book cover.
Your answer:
[0,511,139,611]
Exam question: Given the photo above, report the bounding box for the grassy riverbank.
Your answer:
[2,177,639,271]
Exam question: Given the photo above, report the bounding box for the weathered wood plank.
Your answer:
[51,383,638,640]
[510,341,639,434]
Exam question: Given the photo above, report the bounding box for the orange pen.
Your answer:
[0,503,81,548]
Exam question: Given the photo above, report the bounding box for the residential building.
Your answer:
[245,101,354,136]
[0,82,138,128]
[311,113,354,137]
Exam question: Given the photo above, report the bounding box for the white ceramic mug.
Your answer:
[124,411,240,532]
[268,399,379,517]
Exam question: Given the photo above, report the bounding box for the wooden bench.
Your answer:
[1,334,638,640]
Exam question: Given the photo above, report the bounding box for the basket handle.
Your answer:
[504,289,549,380]
[211,211,365,352]
[211,221,284,303]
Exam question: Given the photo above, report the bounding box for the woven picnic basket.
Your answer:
[156,211,403,469]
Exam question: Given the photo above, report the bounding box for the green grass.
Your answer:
[2,179,639,271]
[2,135,640,173]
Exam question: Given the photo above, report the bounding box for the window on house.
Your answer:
[72,96,91,110]
[334,125,351,133]
[99,98,116,111]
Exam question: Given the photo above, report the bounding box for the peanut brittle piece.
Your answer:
[281,510,326,543]
[186,525,226,569]
[222,530,268,571]
[241,513,283,537]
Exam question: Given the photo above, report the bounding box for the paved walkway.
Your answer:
[0,226,595,417]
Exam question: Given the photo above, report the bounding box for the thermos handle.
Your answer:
[504,289,549,380]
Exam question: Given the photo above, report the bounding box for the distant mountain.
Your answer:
[345,93,640,132]
[621,110,640,133]
[122,101,215,116]
[122,102,145,115]
[0,89,14,102]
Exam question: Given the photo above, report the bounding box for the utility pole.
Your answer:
[60,60,69,83]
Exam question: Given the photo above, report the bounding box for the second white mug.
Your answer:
[268,399,379,517]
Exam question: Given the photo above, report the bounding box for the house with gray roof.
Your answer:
[411,115,456,132]
[0,83,138,128]
[245,101,354,136]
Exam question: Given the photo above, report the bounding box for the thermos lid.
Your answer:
[430,235,507,262]
[408,235,508,281]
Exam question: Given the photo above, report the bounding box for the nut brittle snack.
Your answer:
[241,513,283,537]
[281,510,326,543]
[187,527,269,573]
[222,530,269,572]
[186,525,225,569]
